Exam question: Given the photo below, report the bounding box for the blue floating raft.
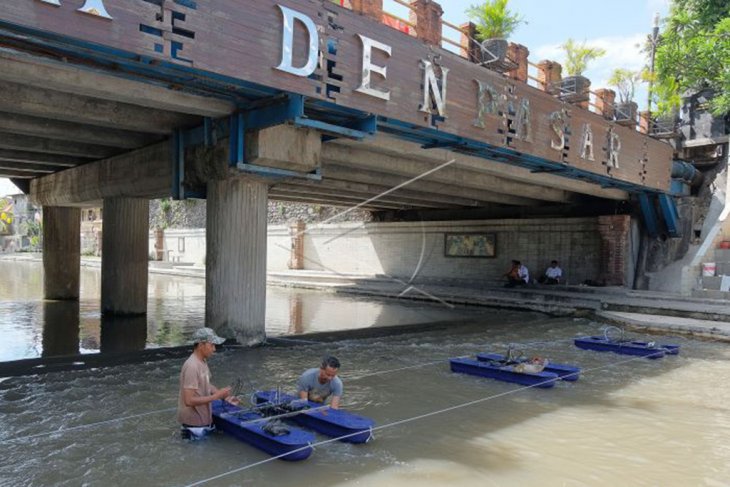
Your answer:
[449,357,559,388]
[574,336,680,358]
[254,391,375,444]
[476,353,581,381]
[211,400,315,461]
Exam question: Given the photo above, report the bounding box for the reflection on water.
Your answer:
[1,318,728,486]
[42,301,80,357]
[0,261,486,361]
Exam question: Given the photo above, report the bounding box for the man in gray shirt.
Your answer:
[297,356,343,409]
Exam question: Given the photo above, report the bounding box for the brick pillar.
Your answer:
[154,227,164,261]
[459,22,479,62]
[639,110,651,134]
[536,60,562,94]
[506,43,529,83]
[350,0,382,21]
[597,215,631,286]
[288,220,306,270]
[409,0,443,46]
[594,89,616,120]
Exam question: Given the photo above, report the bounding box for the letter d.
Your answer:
[276,5,319,77]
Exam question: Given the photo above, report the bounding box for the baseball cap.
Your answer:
[191,327,226,345]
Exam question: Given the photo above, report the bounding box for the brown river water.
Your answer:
[1,260,729,486]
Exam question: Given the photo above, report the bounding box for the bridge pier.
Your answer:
[42,206,81,300]
[101,197,149,315]
[205,177,268,345]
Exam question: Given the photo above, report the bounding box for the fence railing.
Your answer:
[332,0,674,137]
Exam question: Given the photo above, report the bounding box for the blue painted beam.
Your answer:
[637,193,659,238]
[658,194,681,237]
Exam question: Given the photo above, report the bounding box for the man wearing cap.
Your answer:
[177,327,238,439]
[297,356,343,409]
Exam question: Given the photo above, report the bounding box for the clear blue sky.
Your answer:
[0,0,672,197]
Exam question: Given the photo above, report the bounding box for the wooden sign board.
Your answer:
[1,0,673,191]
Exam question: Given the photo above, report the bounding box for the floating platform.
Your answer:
[449,357,559,388]
[574,336,679,358]
[212,400,315,461]
[476,353,581,381]
[254,391,375,444]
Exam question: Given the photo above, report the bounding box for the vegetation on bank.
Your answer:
[654,0,730,115]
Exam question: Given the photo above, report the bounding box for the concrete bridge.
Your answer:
[0,0,682,344]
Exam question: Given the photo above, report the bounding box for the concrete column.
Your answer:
[409,0,443,46]
[101,197,149,315]
[459,22,479,62]
[536,60,562,94]
[506,43,530,83]
[43,206,81,300]
[598,215,631,286]
[594,88,616,120]
[289,220,306,270]
[206,177,268,346]
[351,0,383,21]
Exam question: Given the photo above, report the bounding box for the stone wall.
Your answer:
[153,217,616,285]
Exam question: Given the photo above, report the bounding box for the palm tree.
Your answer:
[466,0,524,70]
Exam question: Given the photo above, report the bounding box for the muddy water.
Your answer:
[1,314,728,486]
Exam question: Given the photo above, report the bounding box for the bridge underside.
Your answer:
[0,14,674,346]
[0,37,630,211]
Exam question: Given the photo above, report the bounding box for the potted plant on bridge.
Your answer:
[466,0,524,72]
[558,39,605,103]
[609,68,642,126]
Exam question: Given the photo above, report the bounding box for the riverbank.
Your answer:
[3,252,729,342]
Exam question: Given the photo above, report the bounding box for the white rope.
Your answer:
[0,406,177,444]
[181,349,666,487]
[0,333,666,445]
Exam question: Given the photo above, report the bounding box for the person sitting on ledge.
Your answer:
[504,260,529,288]
[538,260,563,285]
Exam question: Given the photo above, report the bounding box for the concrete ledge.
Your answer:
[596,311,730,342]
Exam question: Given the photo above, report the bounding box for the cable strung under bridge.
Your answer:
[180,349,668,487]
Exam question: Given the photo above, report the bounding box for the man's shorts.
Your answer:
[180,423,215,440]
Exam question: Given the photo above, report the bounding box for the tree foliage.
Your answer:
[466,0,524,41]
[560,39,606,77]
[654,0,730,115]
[608,68,644,104]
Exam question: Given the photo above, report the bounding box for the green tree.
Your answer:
[560,39,606,77]
[654,0,730,115]
[466,0,523,41]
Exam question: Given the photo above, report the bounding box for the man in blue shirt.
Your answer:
[297,356,343,409]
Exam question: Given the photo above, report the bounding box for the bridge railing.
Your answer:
[332,0,675,138]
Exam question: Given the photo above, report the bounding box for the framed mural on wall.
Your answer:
[444,233,496,258]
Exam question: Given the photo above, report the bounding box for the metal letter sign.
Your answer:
[419,60,449,117]
[606,129,621,168]
[275,5,319,77]
[39,0,112,19]
[355,35,391,101]
[580,123,595,161]
[473,80,498,128]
